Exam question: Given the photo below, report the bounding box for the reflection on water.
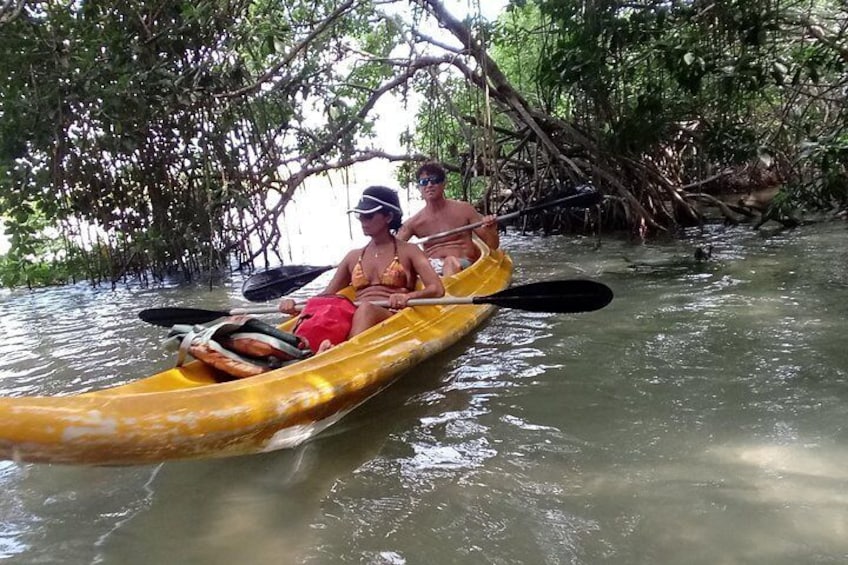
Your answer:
[2,221,848,563]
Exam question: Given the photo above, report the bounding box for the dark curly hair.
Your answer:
[415,161,446,181]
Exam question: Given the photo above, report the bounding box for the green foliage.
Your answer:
[524,0,792,162]
[0,203,84,288]
[789,132,848,209]
[0,0,396,287]
[412,0,847,222]
[2,0,846,284]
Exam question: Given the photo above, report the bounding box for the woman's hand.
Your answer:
[387,292,410,310]
[278,298,300,315]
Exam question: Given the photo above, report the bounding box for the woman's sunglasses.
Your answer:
[418,176,444,186]
[355,212,377,221]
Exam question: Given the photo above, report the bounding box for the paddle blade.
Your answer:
[567,186,603,208]
[138,307,229,327]
[478,279,613,313]
[519,186,602,216]
[242,265,334,302]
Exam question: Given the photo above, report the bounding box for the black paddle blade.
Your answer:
[138,307,229,327]
[569,186,603,207]
[242,265,334,302]
[520,187,602,216]
[478,279,613,313]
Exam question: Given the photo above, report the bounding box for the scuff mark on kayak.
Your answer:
[261,409,349,452]
[61,410,118,441]
[262,423,318,451]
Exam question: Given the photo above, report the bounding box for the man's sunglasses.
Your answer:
[418,176,444,186]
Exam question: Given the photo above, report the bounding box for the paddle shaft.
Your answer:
[140,298,470,325]
[227,297,470,317]
[415,191,599,245]
[141,279,613,326]
[225,296,475,316]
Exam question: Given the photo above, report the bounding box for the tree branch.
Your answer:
[217,0,358,99]
[0,0,27,25]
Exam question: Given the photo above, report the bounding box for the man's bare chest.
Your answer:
[417,211,470,236]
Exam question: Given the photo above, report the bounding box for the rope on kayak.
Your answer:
[165,317,311,379]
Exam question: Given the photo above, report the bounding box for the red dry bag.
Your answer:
[293,295,357,351]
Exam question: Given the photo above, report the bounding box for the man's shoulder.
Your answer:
[445,199,480,218]
[443,198,474,209]
[403,209,427,229]
[398,209,427,239]
[406,207,427,221]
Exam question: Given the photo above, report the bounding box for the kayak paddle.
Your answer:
[240,264,335,302]
[240,189,602,302]
[140,279,613,327]
[417,188,601,244]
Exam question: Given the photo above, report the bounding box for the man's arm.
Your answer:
[396,222,413,242]
[396,213,420,241]
[463,204,499,250]
[473,217,499,250]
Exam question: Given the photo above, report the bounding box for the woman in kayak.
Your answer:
[279,185,444,352]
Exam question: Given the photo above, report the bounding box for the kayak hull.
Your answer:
[0,245,512,465]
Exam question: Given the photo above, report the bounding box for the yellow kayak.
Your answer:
[0,243,512,465]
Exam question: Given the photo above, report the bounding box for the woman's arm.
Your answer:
[278,249,356,314]
[400,243,445,302]
[322,250,356,295]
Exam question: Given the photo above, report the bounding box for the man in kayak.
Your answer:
[397,161,499,277]
[279,185,444,352]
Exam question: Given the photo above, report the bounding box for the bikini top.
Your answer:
[351,238,409,291]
